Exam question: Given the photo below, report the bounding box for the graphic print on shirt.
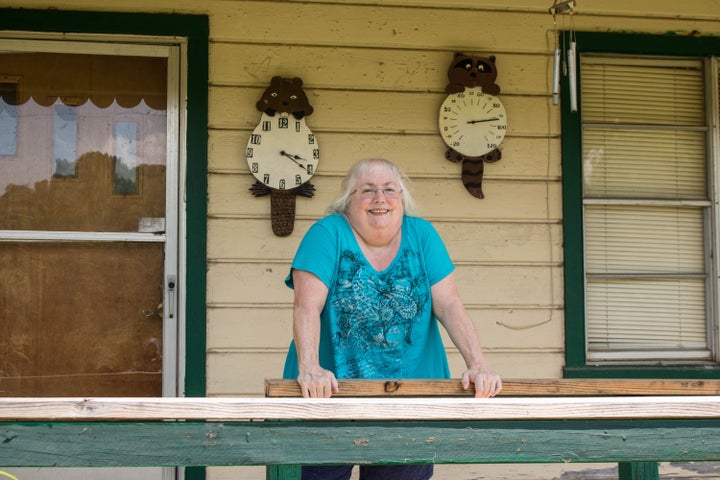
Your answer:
[331,248,429,378]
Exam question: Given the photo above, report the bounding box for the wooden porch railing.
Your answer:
[0,379,719,480]
[265,377,720,397]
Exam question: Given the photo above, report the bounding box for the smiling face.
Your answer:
[345,162,404,247]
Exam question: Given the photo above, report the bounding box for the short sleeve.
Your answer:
[413,217,455,286]
[284,217,340,290]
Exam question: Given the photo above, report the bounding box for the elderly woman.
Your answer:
[282,158,502,480]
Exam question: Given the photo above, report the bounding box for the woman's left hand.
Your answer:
[461,365,502,398]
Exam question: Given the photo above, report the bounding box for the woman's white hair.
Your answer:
[326,158,418,216]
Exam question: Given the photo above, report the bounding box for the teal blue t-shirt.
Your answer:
[282,214,453,380]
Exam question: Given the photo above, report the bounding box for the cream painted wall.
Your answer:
[2,2,720,478]
[206,15,565,393]
[204,0,720,397]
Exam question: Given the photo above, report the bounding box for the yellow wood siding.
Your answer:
[199,1,720,404]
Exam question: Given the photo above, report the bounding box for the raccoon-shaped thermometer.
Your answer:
[438,53,507,199]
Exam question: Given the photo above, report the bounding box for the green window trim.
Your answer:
[561,31,720,378]
[0,7,209,396]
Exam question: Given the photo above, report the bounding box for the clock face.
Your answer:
[439,87,507,157]
[246,113,319,190]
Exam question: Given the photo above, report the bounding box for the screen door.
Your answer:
[0,36,183,480]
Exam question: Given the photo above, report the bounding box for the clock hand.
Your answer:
[467,117,500,124]
[280,150,309,170]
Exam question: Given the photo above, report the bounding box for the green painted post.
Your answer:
[266,465,301,480]
[618,462,659,480]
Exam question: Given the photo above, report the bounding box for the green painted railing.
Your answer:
[0,395,719,480]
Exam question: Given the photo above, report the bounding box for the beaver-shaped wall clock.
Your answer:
[438,53,507,199]
[246,76,319,236]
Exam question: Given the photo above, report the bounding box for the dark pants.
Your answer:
[301,465,433,480]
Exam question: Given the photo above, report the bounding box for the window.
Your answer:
[561,33,720,377]
[53,103,78,177]
[114,121,139,194]
[0,75,19,156]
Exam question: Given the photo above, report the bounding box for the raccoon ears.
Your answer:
[452,52,496,63]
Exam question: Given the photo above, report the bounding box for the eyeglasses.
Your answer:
[353,187,402,199]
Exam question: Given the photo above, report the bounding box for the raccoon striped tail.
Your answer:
[462,157,485,199]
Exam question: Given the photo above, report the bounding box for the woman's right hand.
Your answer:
[297,366,339,398]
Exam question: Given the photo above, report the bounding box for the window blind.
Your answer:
[585,206,704,275]
[583,129,706,199]
[581,57,705,126]
[581,55,710,361]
